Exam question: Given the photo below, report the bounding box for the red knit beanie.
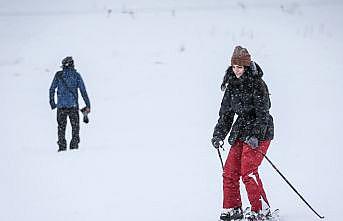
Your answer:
[231,46,251,66]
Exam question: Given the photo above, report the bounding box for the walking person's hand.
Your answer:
[80,107,90,124]
[81,107,90,114]
[211,137,223,149]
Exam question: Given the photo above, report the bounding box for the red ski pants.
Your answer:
[223,140,270,212]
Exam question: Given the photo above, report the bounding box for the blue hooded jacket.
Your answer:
[49,68,90,109]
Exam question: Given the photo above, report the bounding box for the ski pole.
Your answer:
[255,149,325,219]
[217,149,224,170]
[217,145,224,170]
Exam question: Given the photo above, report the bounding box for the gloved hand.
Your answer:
[80,107,90,124]
[81,107,90,114]
[50,101,56,110]
[211,137,223,149]
[245,136,259,149]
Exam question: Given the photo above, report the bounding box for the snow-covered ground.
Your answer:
[0,0,342,220]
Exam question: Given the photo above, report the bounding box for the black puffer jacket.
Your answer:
[213,62,274,145]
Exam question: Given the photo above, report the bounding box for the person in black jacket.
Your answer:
[211,46,274,221]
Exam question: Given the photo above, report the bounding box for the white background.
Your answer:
[0,0,342,220]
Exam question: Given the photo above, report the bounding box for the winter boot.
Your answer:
[57,140,67,152]
[244,211,261,221]
[70,142,79,150]
[70,137,79,150]
[219,207,243,221]
[261,207,272,220]
[245,208,271,221]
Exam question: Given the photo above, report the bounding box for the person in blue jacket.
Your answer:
[49,56,91,152]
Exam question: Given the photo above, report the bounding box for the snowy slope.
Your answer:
[0,1,342,221]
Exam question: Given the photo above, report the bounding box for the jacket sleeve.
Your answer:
[213,90,235,140]
[252,79,271,139]
[49,73,58,107]
[77,73,91,108]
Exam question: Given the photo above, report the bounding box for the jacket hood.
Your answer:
[227,61,264,80]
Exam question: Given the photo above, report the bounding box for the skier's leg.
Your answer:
[69,108,80,149]
[241,140,271,212]
[223,140,243,209]
[57,108,67,151]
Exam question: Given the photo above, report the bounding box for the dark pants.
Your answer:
[57,108,80,150]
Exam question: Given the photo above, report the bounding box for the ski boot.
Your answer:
[219,207,243,221]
